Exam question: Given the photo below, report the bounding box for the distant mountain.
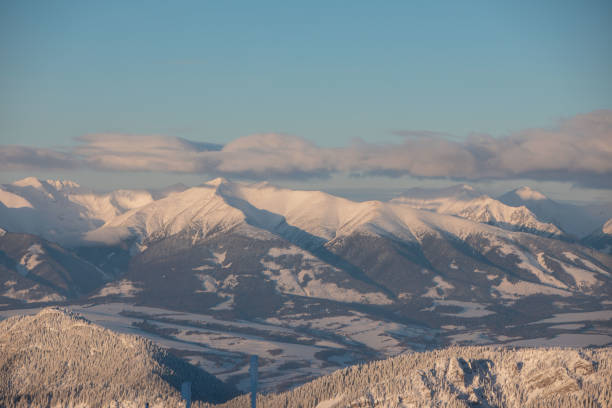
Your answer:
[498,186,608,238]
[1,178,611,334]
[0,177,155,246]
[0,230,109,304]
[391,184,564,237]
[582,218,612,254]
[214,346,612,408]
[0,308,237,408]
[78,178,612,324]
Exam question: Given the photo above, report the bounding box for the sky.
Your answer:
[1,1,611,202]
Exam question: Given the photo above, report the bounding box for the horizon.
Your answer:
[2,173,611,206]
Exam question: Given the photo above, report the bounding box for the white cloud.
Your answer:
[1,110,611,187]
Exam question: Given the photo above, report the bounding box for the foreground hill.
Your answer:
[0,308,237,407]
[213,346,612,408]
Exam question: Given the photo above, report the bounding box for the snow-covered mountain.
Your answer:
[0,308,237,407]
[218,346,612,408]
[1,178,611,312]
[0,230,109,304]
[498,186,608,238]
[0,177,155,245]
[1,178,611,395]
[84,180,564,247]
[582,218,612,254]
[390,184,564,237]
[605,218,612,235]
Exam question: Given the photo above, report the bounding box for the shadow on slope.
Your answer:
[222,195,396,300]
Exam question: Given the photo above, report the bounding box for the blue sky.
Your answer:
[1,1,611,201]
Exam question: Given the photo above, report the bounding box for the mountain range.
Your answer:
[0,177,611,392]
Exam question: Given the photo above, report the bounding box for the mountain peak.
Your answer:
[206,177,230,187]
[396,184,481,200]
[514,186,547,201]
[12,177,44,189]
[11,177,80,191]
[36,306,87,321]
[45,179,80,190]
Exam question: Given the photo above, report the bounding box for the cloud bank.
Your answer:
[1,110,611,187]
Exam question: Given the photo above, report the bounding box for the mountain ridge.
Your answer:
[211,345,612,408]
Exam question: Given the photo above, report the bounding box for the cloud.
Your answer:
[1,110,611,187]
[217,133,337,179]
[0,145,78,171]
[73,134,222,173]
[466,110,612,185]
[344,137,478,178]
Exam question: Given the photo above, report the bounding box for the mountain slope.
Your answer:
[0,177,154,246]
[391,185,563,237]
[498,186,609,238]
[2,178,610,316]
[0,230,109,304]
[0,308,237,407]
[582,218,612,254]
[85,180,246,245]
[213,346,612,408]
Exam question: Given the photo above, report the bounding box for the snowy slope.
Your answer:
[391,185,563,237]
[218,346,612,408]
[0,177,154,245]
[86,180,246,245]
[499,186,608,238]
[84,179,506,247]
[220,181,534,244]
[0,187,32,209]
[0,308,237,407]
[0,178,603,248]
[582,218,612,254]
[604,218,612,235]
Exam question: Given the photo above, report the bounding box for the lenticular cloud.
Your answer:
[1,110,611,187]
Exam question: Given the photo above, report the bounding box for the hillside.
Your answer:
[582,218,612,255]
[0,308,238,407]
[213,346,612,408]
[0,230,109,304]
